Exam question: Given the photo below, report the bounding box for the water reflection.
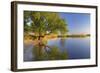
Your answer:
[24,37,90,61]
[32,44,68,61]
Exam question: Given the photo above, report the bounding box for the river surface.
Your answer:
[24,38,90,61]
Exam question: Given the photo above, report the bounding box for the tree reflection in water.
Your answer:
[32,40,68,61]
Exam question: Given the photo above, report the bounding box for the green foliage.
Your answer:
[24,11,68,36]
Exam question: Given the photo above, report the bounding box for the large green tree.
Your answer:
[24,11,68,40]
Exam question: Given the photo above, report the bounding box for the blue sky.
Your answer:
[59,13,90,34]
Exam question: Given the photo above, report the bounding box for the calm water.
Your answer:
[47,38,90,59]
[24,38,90,61]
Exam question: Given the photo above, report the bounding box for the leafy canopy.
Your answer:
[24,11,68,36]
